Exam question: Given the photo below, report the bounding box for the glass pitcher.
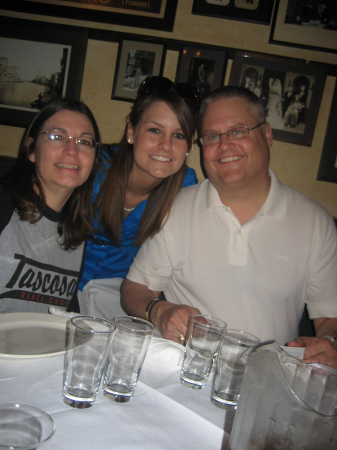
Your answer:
[228,340,337,449]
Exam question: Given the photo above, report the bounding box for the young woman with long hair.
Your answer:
[73,76,199,319]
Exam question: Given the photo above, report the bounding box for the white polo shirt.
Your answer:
[126,170,337,344]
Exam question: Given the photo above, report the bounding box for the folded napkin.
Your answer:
[48,306,81,318]
[145,338,185,371]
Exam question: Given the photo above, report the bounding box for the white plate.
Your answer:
[0,312,69,359]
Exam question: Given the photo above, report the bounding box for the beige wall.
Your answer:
[1,1,337,214]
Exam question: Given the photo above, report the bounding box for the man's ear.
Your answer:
[263,122,273,148]
[28,138,35,162]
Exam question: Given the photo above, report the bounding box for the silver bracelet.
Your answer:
[322,335,337,350]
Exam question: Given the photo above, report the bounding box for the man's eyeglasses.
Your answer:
[38,129,97,152]
[137,76,200,111]
[200,121,266,147]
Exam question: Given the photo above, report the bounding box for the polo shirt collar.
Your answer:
[205,169,286,220]
[260,169,286,219]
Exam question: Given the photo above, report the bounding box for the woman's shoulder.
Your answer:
[183,166,198,188]
[100,144,119,162]
[93,144,119,190]
[0,182,16,234]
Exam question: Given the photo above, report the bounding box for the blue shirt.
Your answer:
[78,150,197,291]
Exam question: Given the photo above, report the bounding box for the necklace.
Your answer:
[39,220,58,240]
[124,206,136,212]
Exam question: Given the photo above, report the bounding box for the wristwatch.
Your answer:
[322,335,337,350]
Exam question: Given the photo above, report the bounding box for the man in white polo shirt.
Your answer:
[121,86,337,369]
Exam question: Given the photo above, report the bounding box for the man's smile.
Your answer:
[219,156,244,163]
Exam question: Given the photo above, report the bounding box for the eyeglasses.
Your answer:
[200,121,266,147]
[38,129,97,152]
[136,76,200,111]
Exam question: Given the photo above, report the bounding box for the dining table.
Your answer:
[0,313,234,450]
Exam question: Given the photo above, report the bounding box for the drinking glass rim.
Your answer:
[190,314,227,330]
[222,328,260,346]
[0,403,56,448]
[113,315,155,333]
[71,315,115,333]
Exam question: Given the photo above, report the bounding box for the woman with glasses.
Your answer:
[0,98,101,313]
[72,76,199,319]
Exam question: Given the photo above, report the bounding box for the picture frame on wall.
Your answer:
[2,0,178,32]
[270,0,337,53]
[229,51,327,146]
[176,45,229,100]
[112,39,165,102]
[192,0,275,25]
[317,81,337,183]
[0,17,88,128]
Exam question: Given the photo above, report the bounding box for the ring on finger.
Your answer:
[178,334,185,343]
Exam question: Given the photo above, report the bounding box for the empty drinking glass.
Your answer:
[103,316,154,402]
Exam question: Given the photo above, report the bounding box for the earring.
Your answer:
[128,138,131,143]
[186,152,189,157]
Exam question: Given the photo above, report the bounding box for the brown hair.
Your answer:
[94,92,196,247]
[198,86,266,135]
[3,98,101,250]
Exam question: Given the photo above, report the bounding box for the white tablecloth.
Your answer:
[0,338,233,449]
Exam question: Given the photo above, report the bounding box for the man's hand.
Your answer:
[151,301,201,344]
[120,278,201,344]
[287,336,337,369]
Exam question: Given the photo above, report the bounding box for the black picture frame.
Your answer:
[270,0,337,53]
[176,45,229,100]
[229,51,327,146]
[111,39,165,102]
[0,17,88,128]
[192,0,275,25]
[1,0,178,33]
[317,81,337,183]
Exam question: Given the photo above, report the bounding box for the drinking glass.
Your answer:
[211,329,260,408]
[103,316,154,402]
[0,403,55,450]
[63,316,115,408]
[180,314,227,389]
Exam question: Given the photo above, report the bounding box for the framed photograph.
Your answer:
[176,45,229,99]
[0,16,87,128]
[270,0,337,53]
[317,81,337,183]
[192,0,275,25]
[229,51,327,146]
[112,39,165,102]
[2,0,178,32]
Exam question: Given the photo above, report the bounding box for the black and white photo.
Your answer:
[122,50,155,93]
[270,0,337,52]
[0,38,70,112]
[1,0,178,32]
[230,51,327,146]
[0,17,87,128]
[112,39,164,102]
[176,45,228,100]
[238,65,315,134]
[192,0,274,25]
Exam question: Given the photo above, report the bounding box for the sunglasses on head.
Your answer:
[136,76,200,111]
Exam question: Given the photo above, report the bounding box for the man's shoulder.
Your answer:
[167,180,209,219]
[286,184,330,213]
[283,184,335,230]
[178,179,208,197]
